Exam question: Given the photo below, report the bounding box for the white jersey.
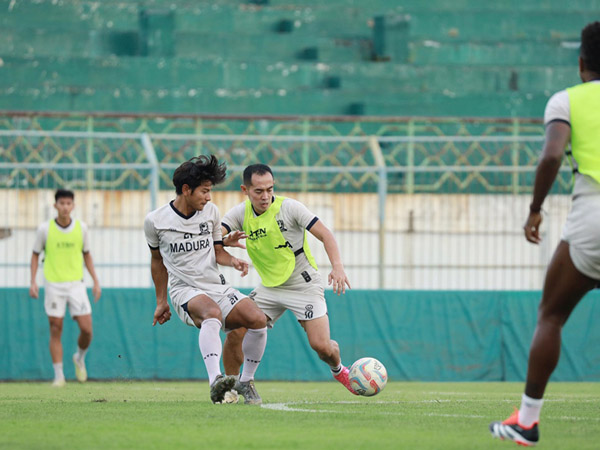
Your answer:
[144,201,228,291]
[544,81,600,197]
[221,197,318,285]
[32,219,91,255]
[545,85,600,280]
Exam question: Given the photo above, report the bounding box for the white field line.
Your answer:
[260,403,486,419]
[423,391,600,399]
[261,403,337,413]
[296,398,600,404]
[260,401,600,422]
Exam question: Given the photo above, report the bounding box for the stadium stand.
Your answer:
[0,0,595,116]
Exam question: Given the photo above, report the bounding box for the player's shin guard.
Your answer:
[240,327,267,383]
[198,318,223,385]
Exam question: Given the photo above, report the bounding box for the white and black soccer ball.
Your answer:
[348,357,388,396]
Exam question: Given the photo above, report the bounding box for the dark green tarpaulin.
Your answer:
[1,289,599,381]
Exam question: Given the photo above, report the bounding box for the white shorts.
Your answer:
[169,283,246,329]
[250,267,327,328]
[562,192,600,280]
[44,281,92,318]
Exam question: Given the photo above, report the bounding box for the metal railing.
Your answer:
[0,127,573,290]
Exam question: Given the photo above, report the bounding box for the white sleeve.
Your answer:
[80,221,91,253]
[544,90,570,125]
[32,222,47,254]
[285,199,318,230]
[144,214,159,249]
[221,203,245,233]
[211,205,223,243]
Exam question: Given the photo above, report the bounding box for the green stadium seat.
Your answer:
[0,0,594,116]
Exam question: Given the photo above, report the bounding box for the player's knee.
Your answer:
[191,304,222,326]
[80,327,93,340]
[537,305,569,327]
[245,312,267,330]
[49,322,63,335]
[207,308,223,322]
[310,340,334,360]
[538,312,567,328]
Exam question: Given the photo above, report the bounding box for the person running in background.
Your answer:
[30,189,102,387]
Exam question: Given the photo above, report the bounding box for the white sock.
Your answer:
[198,318,223,385]
[519,393,544,427]
[53,362,64,380]
[330,364,343,375]
[75,346,88,362]
[239,327,267,383]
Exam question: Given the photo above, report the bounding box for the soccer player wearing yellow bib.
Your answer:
[220,164,356,401]
[29,189,102,387]
[144,156,268,404]
[490,22,600,446]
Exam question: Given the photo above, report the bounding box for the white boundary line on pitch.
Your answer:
[260,402,600,422]
[261,403,484,419]
[274,398,600,405]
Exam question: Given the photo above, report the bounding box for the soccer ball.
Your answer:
[348,357,388,396]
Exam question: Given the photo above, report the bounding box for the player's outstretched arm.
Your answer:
[29,252,39,299]
[150,248,171,326]
[214,244,249,277]
[524,121,570,244]
[308,220,351,295]
[83,252,102,301]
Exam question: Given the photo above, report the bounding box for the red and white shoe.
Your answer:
[333,366,358,395]
[490,408,539,447]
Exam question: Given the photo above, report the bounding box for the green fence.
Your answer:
[2,112,575,195]
[2,289,599,382]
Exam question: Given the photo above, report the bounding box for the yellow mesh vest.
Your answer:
[43,219,84,283]
[243,197,317,287]
[567,82,600,183]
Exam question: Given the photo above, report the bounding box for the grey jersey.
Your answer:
[144,201,228,291]
[221,197,318,285]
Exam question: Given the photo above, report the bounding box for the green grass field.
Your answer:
[1,381,599,449]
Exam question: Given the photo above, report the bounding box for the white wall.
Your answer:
[0,190,570,290]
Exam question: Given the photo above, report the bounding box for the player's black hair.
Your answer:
[581,21,600,75]
[172,155,227,194]
[243,164,273,186]
[55,189,74,202]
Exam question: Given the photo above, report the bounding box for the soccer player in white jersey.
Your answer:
[490,22,600,446]
[219,163,356,401]
[30,189,102,387]
[144,155,267,404]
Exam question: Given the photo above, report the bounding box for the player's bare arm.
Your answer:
[221,227,247,249]
[150,248,171,326]
[83,252,102,301]
[214,244,249,277]
[524,121,571,244]
[308,219,351,295]
[29,252,40,299]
